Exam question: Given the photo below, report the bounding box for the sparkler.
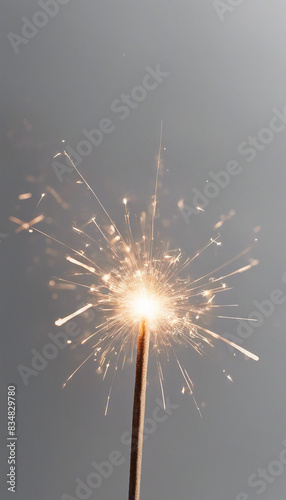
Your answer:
[12,123,259,499]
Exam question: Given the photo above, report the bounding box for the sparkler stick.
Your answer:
[128,318,150,500]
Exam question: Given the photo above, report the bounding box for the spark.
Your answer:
[214,209,235,230]
[36,193,46,208]
[9,214,44,233]
[55,303,93,326]
[46,185,69,210]
[18,193,32,200]
[66,256,96,274]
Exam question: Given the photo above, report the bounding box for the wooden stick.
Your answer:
[128,319,150,500]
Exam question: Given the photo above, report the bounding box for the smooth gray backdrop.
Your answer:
[1,1,286,499]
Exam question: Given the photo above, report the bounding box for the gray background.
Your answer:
[1,1,286,499]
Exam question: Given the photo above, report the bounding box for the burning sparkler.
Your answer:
[12,123,259,500]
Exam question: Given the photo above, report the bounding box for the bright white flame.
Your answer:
[131,293,160,321]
